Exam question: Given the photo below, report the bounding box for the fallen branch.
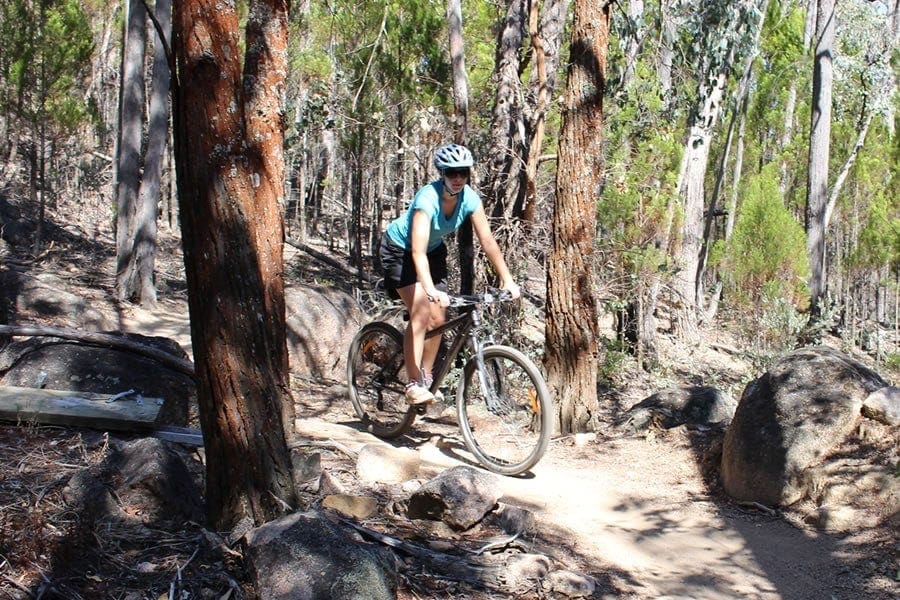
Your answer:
[169,544,200,600]
[288,438,357,460]
[337,518,503,589]
[736,500,778,516]
[471,532,521,556]
[0,324,194,378]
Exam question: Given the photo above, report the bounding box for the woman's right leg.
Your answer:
[396,282,431,383]
[397,283,444,405]
[397,282,446,382]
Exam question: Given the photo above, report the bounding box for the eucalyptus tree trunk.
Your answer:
[484,0,568,225]
[672,67,729,340]
[118,0,172,306]
[519,0,568,223]
[115,0,146,297]
[658,0,677,102]
[672,0,766,340]
[620,0,645,90]
[448,0,469,140]
[698,0,768,318]
[707,83,750,321]
[485,0,527,218]
[447,0,475,293]
[780,0,817,194]
[545,0,607,434]
[172,0,298,531]
[805,0,835,318]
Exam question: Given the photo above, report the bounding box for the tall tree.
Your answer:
[779,0,816,194]
[672,0,766,339]
[116,0,173,306]
[698,0,770,317]
[171,0,298,530]
[485,0,527,219]
[114,0,147,291]
[448,0,469,141]
[448,0,476,293]
[805,0,835,319]
[484,0,569,224]
[545,0,607,434]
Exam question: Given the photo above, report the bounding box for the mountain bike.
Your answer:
[346,290,552,476]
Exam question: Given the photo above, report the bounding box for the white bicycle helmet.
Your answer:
[433,144,474,170]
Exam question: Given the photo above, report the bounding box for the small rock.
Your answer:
[505,553,551,590]
[401,479,425,494]
[357,443,420,484]
[487,503,535,535]
[407,466,502,530]
[544,569,596,598]
[322,494,378,519]
[291,450,322,484]
[135,561,158,573]
[318,470,346,495]
[862,386,900,426]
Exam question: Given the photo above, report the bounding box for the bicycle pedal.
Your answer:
[415,404,428,415]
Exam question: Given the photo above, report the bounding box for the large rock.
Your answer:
[111,438,204,527]
[721,346,888,506]
[407,466,503,530]
[3,271,114,331]
[285,285,367,381]
[62,437,203,529]
[243,510,396,600]
[622,385,736,430]
[0,334,195,426]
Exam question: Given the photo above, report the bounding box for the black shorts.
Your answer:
[378,232,448,299]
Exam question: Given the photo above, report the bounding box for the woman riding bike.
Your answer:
[378,144,520,405]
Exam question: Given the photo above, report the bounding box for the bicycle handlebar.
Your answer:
[445,288,513,307]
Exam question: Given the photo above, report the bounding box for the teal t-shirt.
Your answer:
[386,181,481,252]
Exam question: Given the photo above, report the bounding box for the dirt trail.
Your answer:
[294,416,876,600]
[122,301,894,600]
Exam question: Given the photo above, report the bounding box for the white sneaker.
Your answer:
[424,376,444,403]
[405,382,434,405]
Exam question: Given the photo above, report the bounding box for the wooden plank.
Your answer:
[153,425,204,446]
[0,385,162,431]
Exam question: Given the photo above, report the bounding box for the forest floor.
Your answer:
[0,213,897,599]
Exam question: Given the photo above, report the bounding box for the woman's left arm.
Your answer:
[470,205,520,299]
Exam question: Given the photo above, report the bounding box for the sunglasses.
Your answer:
[444,168,470,178]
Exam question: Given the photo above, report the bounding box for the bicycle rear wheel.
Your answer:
[457,345,552,475]
[347,322,415,438]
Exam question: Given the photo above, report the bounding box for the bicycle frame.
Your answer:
[423,306,490,399]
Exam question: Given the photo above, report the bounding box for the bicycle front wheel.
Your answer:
[347,322,415,439]
[457,345,552,475]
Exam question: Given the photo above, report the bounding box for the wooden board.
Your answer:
[153,425,204,446]
[0,385,162,431]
